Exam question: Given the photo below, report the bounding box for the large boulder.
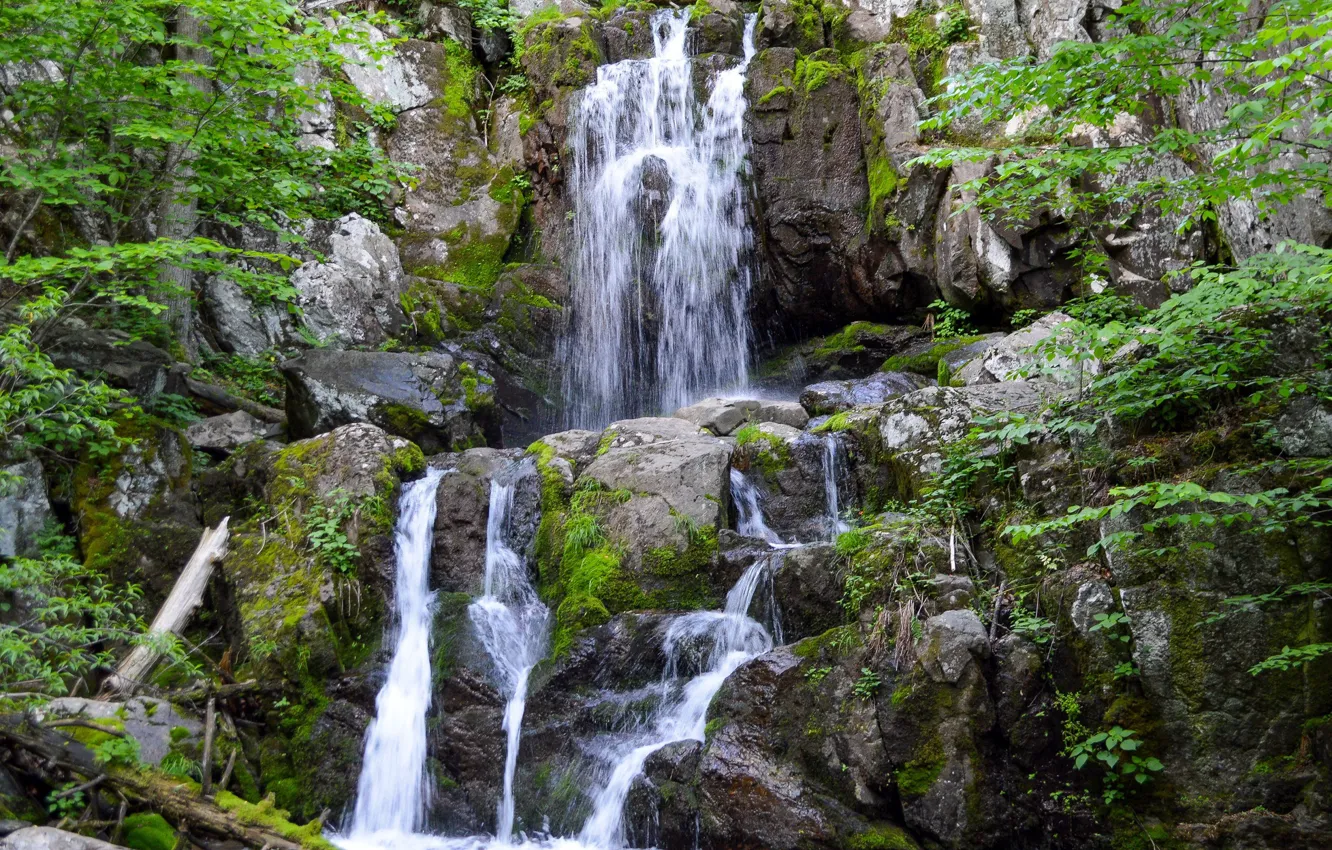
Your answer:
[73,421,200,611]
[281,348,501,452]
[673,397,809,435]
[46,328,175,400]
[185,410,281,455]
[953,312,1081,385]
[36,696,202,767]
[288,214,409,348]
[0,460,52,558]
[801,371,934,415]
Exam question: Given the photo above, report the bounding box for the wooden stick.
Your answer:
[45,719,126,738]
[183,377,285,424]
[52,774,106,799]
[200,696,216,798]
[217,749,236,794]
[103,519,230,697]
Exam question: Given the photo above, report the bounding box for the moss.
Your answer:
[814,321,893,359]
[866,155,900,227]
[847,822,919,850]
[895,753,945,797]
[758,84,793,105]
[813,411,853,433]
[794,50,849,93]
[792,625,862,660]
[379,403,433,440]
[123,812,175,850]
[414,223,513,292]
[735,424,792,476]
[441,40,478,122]
[881,336,986,375]
[214,790,337,850]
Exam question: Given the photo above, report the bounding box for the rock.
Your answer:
[1069,579,1115,635]
[733,429,850,542]
[600,9,656,61]
[1274,396,1332,457]
[0,822,28,839]
[876,381,1057,495]
[1020,0,1091,58]
[46,328,175,399]
[419,1,472,42]
[185,410,280,454]
[672,397,808,435]
[964,0,1030,60]
[200,272,291,355]
[801,371,933,415]
[918,609,991,684]
[954,312,1082,385]
[335,21,435,112]
[600,416,705,447]
[430,448,539,595]
[288,214,409,348]
[280,348,500,452]
[746,47,882,332]
[935,160,1077,314]
[383,38,523,280]
[0,827,124,850]
[772,543,844,639]
[577,423,733,608]
[755,322,930,388]
[930,573,975,612]
[859,43,926,149]
[530,428,601,475]
[36,697,201,766]
[74,423,201,611]
[673,397,763,435]
[0,460,52,558]
[211,423,423,687]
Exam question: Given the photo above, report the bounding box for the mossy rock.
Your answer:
[123,812,176,850]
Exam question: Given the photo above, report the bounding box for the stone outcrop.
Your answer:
[280,348,500,452]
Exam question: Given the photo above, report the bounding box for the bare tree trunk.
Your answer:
[103,518,229,696]
[156,8,209,361]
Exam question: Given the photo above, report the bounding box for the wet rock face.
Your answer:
[746,48,878,335]
[428,448,539,595]
[280,349,501,452]
[288,214,409,349]
[801,370,934,415]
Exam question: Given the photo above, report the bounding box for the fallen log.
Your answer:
[102,519,230,697]
[184,376,286,425]
[0,720,329,850]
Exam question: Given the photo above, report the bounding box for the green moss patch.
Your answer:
[123,812,175,850]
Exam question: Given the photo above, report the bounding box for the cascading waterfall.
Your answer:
[729,468,785,546]
[577,560,777,849]
[823,435,850,540]
[346,467,447,840]
[562,11,759,428]
[467,462,550,844]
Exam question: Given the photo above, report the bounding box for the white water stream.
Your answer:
[562,11,759,428]
[823,435,851,540]
[467,462,551,844]
[346,467,447,839]
[729,468,785,546]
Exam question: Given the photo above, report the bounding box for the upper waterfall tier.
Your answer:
[561,10,759,430]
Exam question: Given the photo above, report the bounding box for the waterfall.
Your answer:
[576,560,777,849]
[346,467,447,839]
[823,435,850,540]
[729,468,785,546]
[562,11,759,428]
[467,463,551,844]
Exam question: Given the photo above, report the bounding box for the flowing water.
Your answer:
[576,560,777,849]
[339,13,780,850]
[467,462,550,844]
[729,468,785,546]
[823,435,850,540]
[346,467,447,839]
[561,11,759,428]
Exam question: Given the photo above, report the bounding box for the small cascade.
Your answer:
[346,467,447,839]
[729,468,785,546]
[823,435,851,540]
[467,462,550,844]
[562,12,760,428]
[577,560,778,849]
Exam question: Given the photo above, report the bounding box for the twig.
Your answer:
[988,580,1008,642]
[218,749,237,793]
[201,696,216,797]
[52,774,106,799]
[45,719,127,738]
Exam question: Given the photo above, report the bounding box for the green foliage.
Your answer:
[1068,726,1164,803]
[0,543,186,694]
[145,393,202,427]
[1010,607,1055,645]
[46,783,85,818]
[192,352,284,408]
[457,0,517,34]
[1089,611,1132,642]
[0,0,411,458]
[914,0,1331,232]
[852,667,882,699]
[927,300,976,339]
[306,490,360,576]
[1249,643,1332,675]
[160,751,202,782]
[93,734,141,767]
[835,526,872,557]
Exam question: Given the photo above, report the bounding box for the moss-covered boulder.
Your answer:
[73,417,201,613]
